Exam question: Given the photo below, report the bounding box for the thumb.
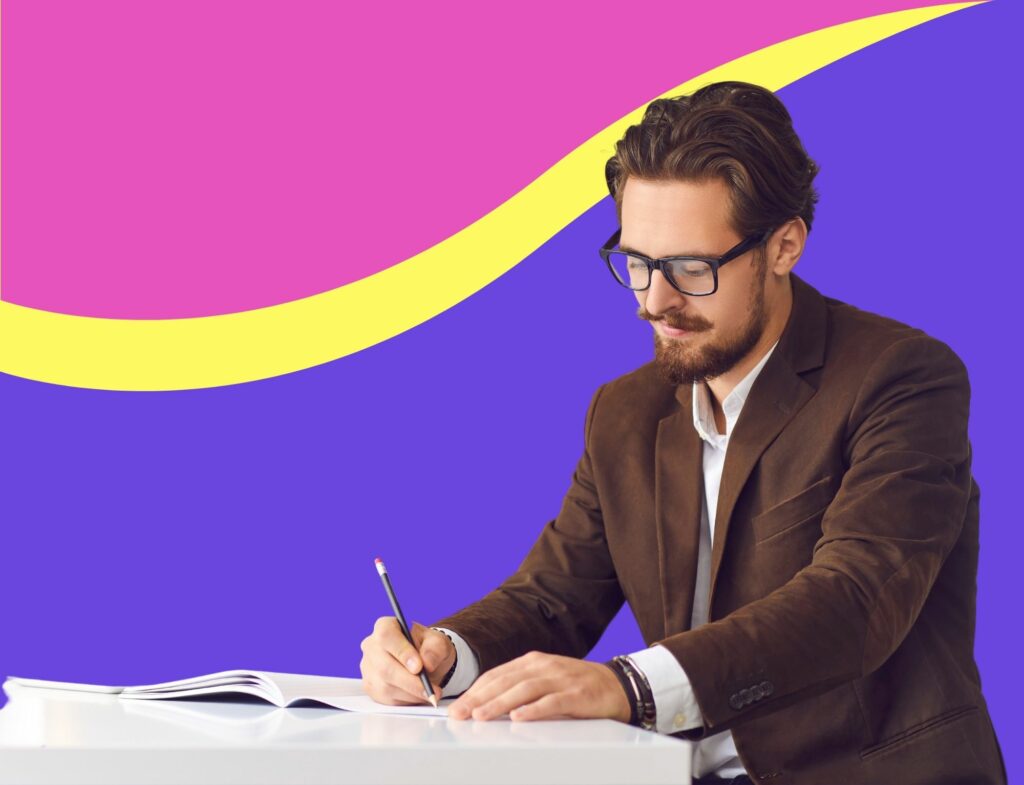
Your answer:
[417,626,451,672]
[397,622,430,673]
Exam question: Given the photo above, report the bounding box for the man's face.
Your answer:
[620,177,770,386]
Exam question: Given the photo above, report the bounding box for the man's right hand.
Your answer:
[359,617,456,705]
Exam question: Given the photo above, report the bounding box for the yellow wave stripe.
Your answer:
[0,2,983,391]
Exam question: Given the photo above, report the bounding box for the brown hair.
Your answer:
[604,81,820,249]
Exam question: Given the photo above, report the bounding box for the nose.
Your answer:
[641,268,687,319]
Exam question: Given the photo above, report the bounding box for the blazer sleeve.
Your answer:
[430,383,626,673]
[659,334,975,740]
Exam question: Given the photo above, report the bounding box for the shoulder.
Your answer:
[813,291,971,434]
[819,290,967,385]
[581,361,681,448]
[593,360,677,412]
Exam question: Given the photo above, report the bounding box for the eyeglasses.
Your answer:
[598,226,775,296]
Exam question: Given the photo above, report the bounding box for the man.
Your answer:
[359,82,1006,785]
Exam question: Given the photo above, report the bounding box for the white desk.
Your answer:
[0,680,693,785]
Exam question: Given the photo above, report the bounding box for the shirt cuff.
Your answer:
[432,627,480,698]
[626,644,705,734]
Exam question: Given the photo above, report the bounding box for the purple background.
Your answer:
[1,0,1019,778]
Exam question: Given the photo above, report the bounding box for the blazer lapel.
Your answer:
[654,388,704,639]
[706,274,828,615]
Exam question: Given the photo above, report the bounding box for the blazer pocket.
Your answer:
[859,705,980,761]
[752,475,835,544]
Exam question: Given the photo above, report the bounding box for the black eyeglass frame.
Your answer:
[598,226,775,296]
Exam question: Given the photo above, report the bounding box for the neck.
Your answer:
[706,275,793,407]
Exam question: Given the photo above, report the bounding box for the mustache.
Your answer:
[637,308,712,332]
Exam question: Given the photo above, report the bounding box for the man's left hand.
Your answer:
[447,651,632,723]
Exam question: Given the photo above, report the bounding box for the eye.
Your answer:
[672,262,712,278]
[626,256,647,271]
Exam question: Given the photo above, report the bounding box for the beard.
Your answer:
[643,270,768,387]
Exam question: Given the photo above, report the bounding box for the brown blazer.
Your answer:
[433,274,1006,785]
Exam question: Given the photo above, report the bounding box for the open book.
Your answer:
[5,670,452,717]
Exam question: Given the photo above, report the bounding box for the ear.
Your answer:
[768,217,807,277]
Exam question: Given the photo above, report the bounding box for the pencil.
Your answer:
[374,557,439,708]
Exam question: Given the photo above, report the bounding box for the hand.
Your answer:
[448,651,632,723]
[359,617,456,705]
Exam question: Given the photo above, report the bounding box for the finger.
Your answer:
[509,692,574,722]
[363,639,436,704]
[472,677,555,721]
[462,653,534,696]
[410,623,439,670]
[376,617,424,674]
[379,683,434,706]
[410,622,428,648]
[377,643,445,698]
[372,673,432,705]
[449,663,527,719]
[381,655,437,703]
[418,627,451,673]
[449,664,517,718]
[361,675,421,706]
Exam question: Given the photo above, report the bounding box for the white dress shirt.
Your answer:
[438,339,779,780]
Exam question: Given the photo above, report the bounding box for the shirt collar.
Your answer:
[692,339,780,442]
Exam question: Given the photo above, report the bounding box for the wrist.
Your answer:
[622,655,657,731]
[602,662,635,724]
[605,655,656,731]
[603,659,638,726]
[430,627,458,688]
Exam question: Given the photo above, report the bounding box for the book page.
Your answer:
[6,672,453,716]
[314,692,453,716]
[5,677,124,694]
[263,672,452,716]
[120,670,265,693]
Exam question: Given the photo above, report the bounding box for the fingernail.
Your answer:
[406,657,418,671]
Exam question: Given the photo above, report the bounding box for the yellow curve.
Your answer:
[0,2,984,390]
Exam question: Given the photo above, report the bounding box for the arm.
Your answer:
[658,335,974,739]
[431,387,698,728]
[430,384,626,673]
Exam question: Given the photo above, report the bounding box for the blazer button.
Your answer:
[761,680,774,696]
[751,684,764,701]
[729,694,744,710]
[740,688,752,705]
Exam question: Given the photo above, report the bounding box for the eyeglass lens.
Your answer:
[605,252,715,295]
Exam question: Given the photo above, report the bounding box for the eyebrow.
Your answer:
[617,243,720,258]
